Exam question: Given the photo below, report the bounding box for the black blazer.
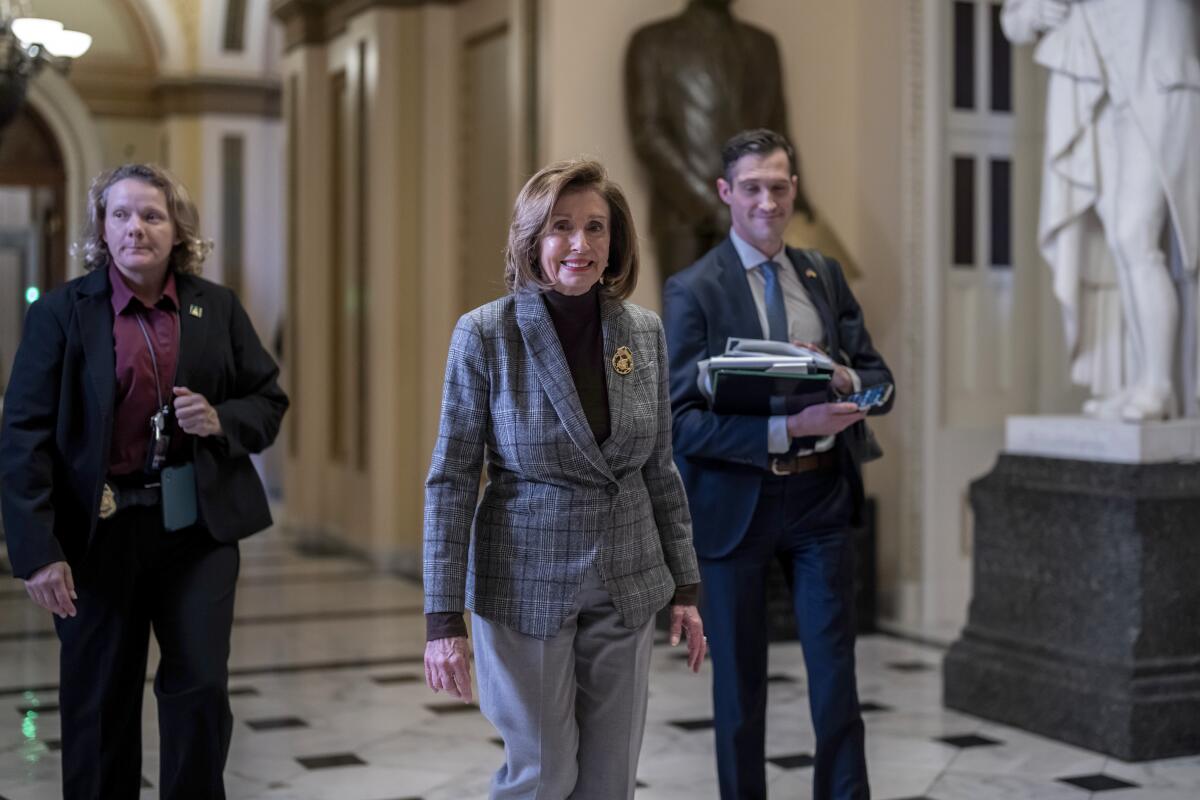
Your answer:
[663,239,893,558]
[0,268,289,578]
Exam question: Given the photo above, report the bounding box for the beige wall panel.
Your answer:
[162,116,205,201]
[460,27,513,314]
[343,8,426,563]
[93,118,164,169]
[849,1,909,617]
[281,45,334,549]
[420,6,461,526]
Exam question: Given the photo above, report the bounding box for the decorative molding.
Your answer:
[271,0,465,51]
[158,77,282,117]
[70,74,283,119]
[69,73,161,118]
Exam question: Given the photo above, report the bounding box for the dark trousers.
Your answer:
[699,470,868,800]
[53,506,239,800]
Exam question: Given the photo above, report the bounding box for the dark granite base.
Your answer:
[944,454,1200,762]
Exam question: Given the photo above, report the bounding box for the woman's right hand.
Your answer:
[424,636,474,703]
[24,561,77,619]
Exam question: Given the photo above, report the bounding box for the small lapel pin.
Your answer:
[611,346,634,375]
[804,269,818,279]
[189,304,203,318]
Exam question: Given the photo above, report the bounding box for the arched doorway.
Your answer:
[0,105,67,396]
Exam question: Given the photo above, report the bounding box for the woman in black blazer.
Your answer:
[0,164,287,799]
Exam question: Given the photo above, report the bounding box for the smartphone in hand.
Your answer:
[841,383,893,410]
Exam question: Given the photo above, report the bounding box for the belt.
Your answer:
[99,478,161,520]
[767,450,837,476]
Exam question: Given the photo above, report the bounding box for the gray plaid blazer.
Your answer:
[423,290,700,640]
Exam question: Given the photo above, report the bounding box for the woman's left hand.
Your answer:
[173,386,223,437]
[669,604,706,673]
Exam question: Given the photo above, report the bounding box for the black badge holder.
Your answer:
[161,463,198,531]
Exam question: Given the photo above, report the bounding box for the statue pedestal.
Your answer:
[944,436,1200,761]
[1006,415,1200,463]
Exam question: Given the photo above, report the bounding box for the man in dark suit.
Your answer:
[663,129,893,800]
[0,164,287,799]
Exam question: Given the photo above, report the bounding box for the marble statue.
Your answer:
[1002,0,1200,421]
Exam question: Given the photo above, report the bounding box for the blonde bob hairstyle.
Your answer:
[504,159,639,299]
[75,163,212,275]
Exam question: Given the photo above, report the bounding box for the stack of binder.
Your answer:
[699,338,835,416]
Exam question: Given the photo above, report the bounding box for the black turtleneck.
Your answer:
[543,285,610,445]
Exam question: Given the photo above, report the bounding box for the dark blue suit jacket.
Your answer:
[0,268,289,578]
[662,238,893,559]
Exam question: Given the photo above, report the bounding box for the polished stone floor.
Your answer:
[0,530,1197,799]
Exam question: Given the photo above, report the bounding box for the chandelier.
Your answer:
[0,0,92,131]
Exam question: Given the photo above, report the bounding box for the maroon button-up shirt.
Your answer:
[108,264,186,476]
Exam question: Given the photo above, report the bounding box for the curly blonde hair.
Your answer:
[504,159,639,300]
[75,164,212,275]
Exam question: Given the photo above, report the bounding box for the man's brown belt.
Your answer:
[767,450,837,476]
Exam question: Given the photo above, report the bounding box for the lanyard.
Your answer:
[133,312,167,412]
[132,307,180,473]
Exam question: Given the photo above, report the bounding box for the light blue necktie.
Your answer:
[760,260,789,342]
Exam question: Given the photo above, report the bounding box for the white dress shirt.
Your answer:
[728,231,857,455]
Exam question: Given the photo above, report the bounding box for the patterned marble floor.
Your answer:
[0,530,1197,799]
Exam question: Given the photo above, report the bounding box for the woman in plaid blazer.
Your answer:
[423,160,706,799]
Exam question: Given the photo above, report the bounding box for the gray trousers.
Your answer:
[471,570,655,800]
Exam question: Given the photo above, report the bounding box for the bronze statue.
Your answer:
[625,0,814,282]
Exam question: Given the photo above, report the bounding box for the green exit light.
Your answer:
[24,286,39,304]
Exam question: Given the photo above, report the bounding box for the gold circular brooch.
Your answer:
[611,346,634,375]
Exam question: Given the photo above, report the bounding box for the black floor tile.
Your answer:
[141,775,152,788]
[766,674,798,684]
[768,753,815,770]
[0,682,59,699]
[669,718,715,731]
[296,753,367,770]
[44,739,61,752]
[490,737,505,748]
[17,703,59,715]
[859,701,893,713]
[246,716,308,731]
[937,733,1003,749]
[229,654,423,678]
[1057,774,1139,792]
[372,673,422,685]
[425,702,480,714]
[886,661,935,673]
[229,686,260,697]
[636,780,648,789]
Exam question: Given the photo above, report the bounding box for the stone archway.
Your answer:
[26,71,103,280]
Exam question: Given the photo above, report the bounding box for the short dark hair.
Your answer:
[720,128,797,182]
[504,159,639,300]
